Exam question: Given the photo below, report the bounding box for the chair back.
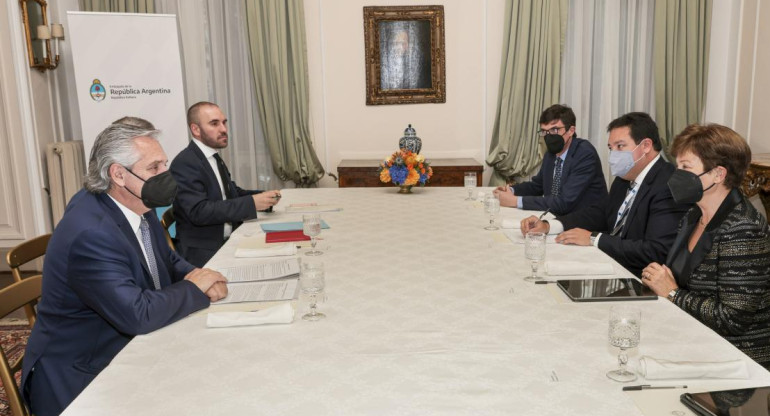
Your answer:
[0,275,42,416]
[160,208,176,250]
[6,234,50,327]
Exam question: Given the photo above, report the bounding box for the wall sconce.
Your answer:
[35,23,64,70]
[20,0,64,72]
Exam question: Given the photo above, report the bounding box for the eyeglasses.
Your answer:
[536,126,568,137]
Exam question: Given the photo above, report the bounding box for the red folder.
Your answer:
[265,230,311,243]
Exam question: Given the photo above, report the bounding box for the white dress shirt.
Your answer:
[192,138,232,238]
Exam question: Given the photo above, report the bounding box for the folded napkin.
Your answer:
[501,219,520,229]
[545,261,614,276]
[638,356,749,380]
[234,243,297,258]
[207,303,295,328]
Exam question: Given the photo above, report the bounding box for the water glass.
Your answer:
[524,232,546,282]
[607,305,641,382]
[302,214,322,256]
[464,172,477,200]
[484,196,500,230]
[301,261,326,321]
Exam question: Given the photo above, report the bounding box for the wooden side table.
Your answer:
[742,154,770,215]
[337,158,483,187]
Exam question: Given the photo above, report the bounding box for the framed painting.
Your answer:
[363,5,446,105]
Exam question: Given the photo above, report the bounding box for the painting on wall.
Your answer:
[363,6,446,105]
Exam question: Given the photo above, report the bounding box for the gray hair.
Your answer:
[84,124,160,193]
[112,116,156,130]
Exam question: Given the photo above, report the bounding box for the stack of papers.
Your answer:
[260,220,330,232]
[214,258,300,304]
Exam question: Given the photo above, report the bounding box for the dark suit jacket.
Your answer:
[513,137,607,215]
[170,141,265,267]
[21,190,209,416]
[667,189,770,368]
[557,157,690,277]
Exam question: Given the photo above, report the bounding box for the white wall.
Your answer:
[304,0,505,187]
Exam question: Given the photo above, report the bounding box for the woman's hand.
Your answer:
[641,262,678,297]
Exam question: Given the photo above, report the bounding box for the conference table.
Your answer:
[63,187,770,415]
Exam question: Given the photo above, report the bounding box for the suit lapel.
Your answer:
[188,141,226,200]
[97,194,155,288]
[621,158,665,237]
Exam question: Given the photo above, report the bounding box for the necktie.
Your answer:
[139,217,162,290]
[551,158,563,197]
[611,181,638,236]
[213,153,232,199]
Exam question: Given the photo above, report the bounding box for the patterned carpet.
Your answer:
[0,323,30,416]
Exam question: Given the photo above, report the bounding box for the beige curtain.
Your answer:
[79,0,154,13]
[653,0,711,152]
[486,0,568,186]
[244,0,325,187]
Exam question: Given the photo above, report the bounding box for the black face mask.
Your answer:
[667,169,715,205]
[544,134,565,154]
[125,169,178,208]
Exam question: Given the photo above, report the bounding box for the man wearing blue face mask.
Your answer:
[520,112,691,277]
[494,104,607,215]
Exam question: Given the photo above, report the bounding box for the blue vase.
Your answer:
[399,124,422,154]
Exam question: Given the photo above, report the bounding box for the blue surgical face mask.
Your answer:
[609,144,644,177]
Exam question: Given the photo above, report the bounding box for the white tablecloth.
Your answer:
[62,188,770,416]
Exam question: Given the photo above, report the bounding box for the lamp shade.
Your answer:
[37,25,51,40]
[51,24,64,38]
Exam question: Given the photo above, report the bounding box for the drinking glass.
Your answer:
[301,261,326,321]
[524,232,546,282]
[302,214,322,256]
[484,196,500,230]
[607,305,640,382]
[464,172,477,200]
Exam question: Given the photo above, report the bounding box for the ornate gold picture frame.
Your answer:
[363,5,446,105]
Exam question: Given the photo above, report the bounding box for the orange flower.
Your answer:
[404,169,420,186]
[405,154,416,166]
[380,169,391,183]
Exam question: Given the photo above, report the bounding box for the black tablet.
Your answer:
[556,278,657,302]
[681,386,770,416]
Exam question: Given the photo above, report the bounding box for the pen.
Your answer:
[538,208,551,220]
[622,385,687,391]
[534,280,555,285]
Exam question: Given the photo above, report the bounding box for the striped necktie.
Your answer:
[551,158,563,197]
[139,217,161,290]
[611,181,637,236]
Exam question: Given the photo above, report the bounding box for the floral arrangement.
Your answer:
[378,149,433,187]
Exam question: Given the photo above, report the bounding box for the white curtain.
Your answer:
[156,0,285,191]
[560,0,656,185]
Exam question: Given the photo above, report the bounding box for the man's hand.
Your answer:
[253,190,282,211]
[555,228,591,246]
[493,186,517,207]
[205,282,228,302]
[184,268,228,301]
[520,215,549,235]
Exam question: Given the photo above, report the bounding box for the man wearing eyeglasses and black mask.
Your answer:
[494,104,607,215]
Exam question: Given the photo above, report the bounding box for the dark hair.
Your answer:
[670,124,751,189]
[186,101,218,126]
[539,104,576,129]
[606,112,662,151]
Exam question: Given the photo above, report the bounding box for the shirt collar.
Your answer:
[192,138,219,159]
[558,136,574,161]
[632,154,661,189]
[107,194,143,233]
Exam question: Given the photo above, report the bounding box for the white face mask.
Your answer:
[608,144,643,177]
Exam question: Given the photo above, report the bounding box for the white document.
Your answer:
[215,279,299,304]
[216,258,300,283]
